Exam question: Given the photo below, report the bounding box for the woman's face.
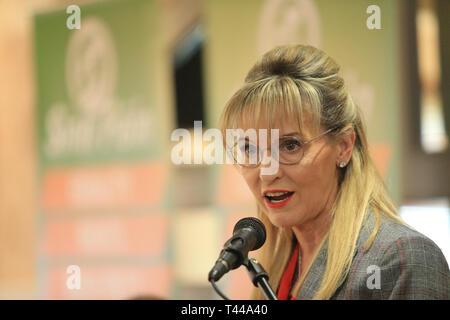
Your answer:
[238,115,352,229]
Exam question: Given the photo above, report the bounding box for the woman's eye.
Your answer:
[240,143,257,154]
[281,139,302,152]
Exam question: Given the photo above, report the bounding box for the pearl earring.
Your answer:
[339,161,346,168]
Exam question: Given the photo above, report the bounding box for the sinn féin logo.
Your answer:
[65,17,118,116]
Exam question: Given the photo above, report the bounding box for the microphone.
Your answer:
[208,217,266,282]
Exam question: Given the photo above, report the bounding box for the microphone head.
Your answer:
[233,217,266,251]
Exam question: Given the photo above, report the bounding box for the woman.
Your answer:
[219,44,449,300]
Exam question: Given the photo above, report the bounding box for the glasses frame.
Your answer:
[228,126,340,168]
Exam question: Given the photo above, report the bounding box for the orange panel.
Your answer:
[369,143,391,178]
[42,162,169,210]
[42,214,169,257]
[215,165,254,206]
[225,264,254,300]
[47,264,172,299]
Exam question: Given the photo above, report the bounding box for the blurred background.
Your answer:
[0,0,448,299]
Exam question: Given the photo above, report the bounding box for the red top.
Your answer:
[277,242,300,300]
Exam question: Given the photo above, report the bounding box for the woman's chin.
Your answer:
[267,211,295,228]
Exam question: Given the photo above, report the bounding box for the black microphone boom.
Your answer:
[208,217,266,282]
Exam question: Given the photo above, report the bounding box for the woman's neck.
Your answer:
[292,211,331,260]
[292,184,336,260]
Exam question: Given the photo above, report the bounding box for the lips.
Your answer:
[263,190,295,209]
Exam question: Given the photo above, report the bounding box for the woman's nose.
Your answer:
[259,153,282,182]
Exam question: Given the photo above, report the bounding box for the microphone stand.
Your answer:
[243,258,278,300]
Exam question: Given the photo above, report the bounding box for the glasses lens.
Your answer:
[230,136,306,167]
[232,139,260,167]
[278,136,304,164]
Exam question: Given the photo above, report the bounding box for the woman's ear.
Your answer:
[336,126,356,166]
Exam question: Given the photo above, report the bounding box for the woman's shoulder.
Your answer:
[343,210,450,299]
[363,211,447,267]
[375,213,435,246]
[358,207,438,249]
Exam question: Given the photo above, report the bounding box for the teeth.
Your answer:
[265,191,289,196]
[269,198,286,203]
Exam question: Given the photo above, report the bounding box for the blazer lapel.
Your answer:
[296,239,329,299]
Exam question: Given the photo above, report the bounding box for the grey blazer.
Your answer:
[295,209,450,300]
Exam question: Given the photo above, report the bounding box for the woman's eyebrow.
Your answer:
[281,132,300,137]
[237,132,301,142]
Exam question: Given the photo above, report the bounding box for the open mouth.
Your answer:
[264,191,295,203]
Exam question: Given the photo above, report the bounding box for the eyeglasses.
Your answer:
[228,126,339,168]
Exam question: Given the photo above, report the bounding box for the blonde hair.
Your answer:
[219,44,405,300]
